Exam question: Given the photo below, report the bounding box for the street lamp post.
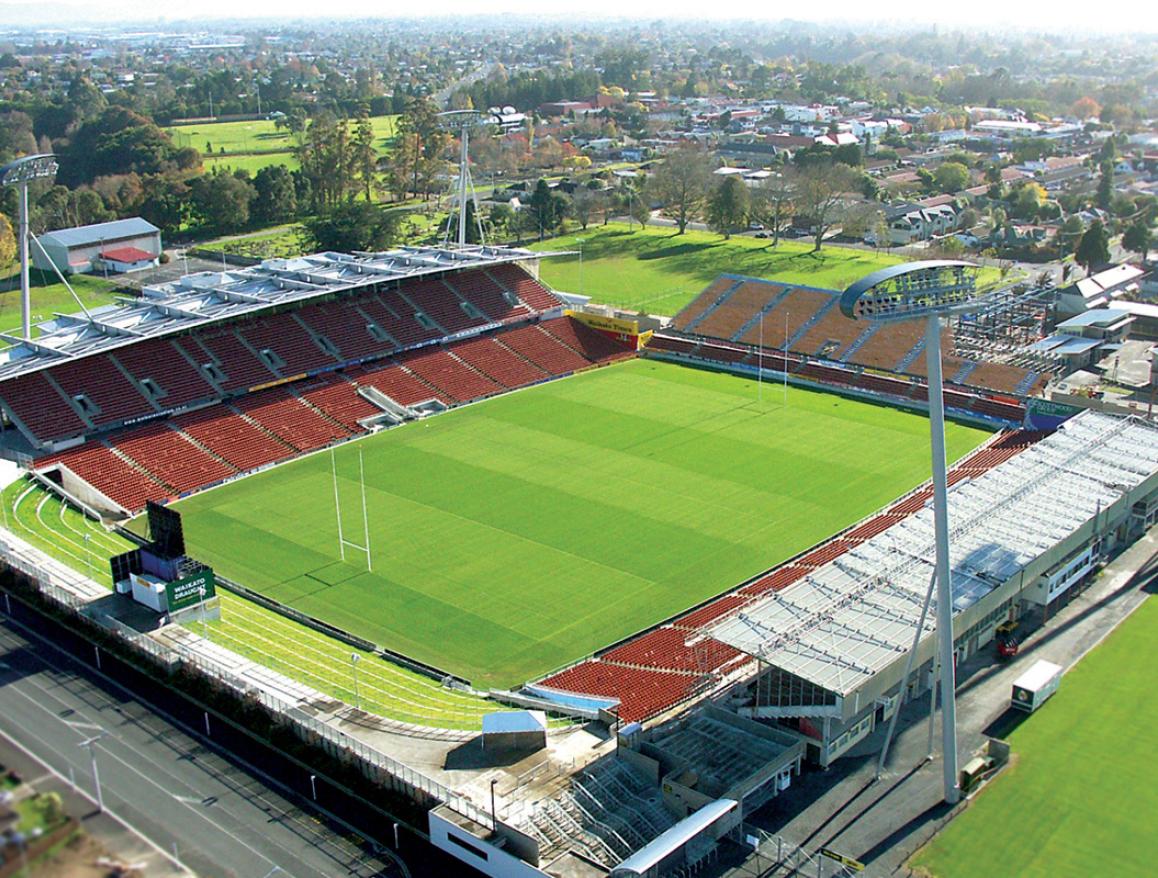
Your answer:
[78,732,106,813]
[840,260,982,806]
[0,154,59,340]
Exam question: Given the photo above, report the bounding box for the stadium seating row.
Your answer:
[650,333,1029,425]
[533,429,1049,723]
[666,279,1045,398]
[35,316,634,512]
[1,265,562,446]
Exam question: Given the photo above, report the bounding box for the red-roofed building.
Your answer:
[97,245,158,273]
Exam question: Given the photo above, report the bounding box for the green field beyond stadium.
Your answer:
[175,360,989,688]
[913,597,1158,877]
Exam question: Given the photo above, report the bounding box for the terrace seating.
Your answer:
[236,387,351,451]
[497,324,591,375]
[194,330,279,392]
[798,538,858,568]
[673,595,751,630]
[791,304,866,360]
[38,441,166,511]
[645,335,700,356]
[357,294,440,349]
[294,299,395,362]
[693,282,788,342]
[49,355,156,428]
[356,361,449,406]
[486,264,561,313]
[601,627,742,674]
[445,269,531,323]
[735,288,831,350]
[740,564,809,597]
[296,374,382,430]
[542,317,635,363]
[959,361,1037,397]
[111,422,235,494]
[112,339,219,410]
[452,336,548,388]
[0,371,89,442]
[972,397,1026,422]
[403,348,503,403]
[846,319,927,373]
[238,312,338,376]
[538,661,702,723]
[174,405,294,472]
[397,279,488,335]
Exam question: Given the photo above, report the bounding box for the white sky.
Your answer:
[0,0,1149,34]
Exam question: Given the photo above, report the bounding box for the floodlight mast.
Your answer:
[0,154,58,340]
[437,111,487,247]
[840,260,983,806]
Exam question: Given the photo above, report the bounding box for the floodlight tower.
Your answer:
[840,260,982,806]
[0,154,58,340]
[437,110,488,247]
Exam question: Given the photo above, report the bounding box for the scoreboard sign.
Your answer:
[166,569,216,612]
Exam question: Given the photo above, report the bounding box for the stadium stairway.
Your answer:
[894,336,927,374]
[783,296,839,351]
[838,323,881,363]
[1013,370,1043,397]
[729,286,795,343]
[683,278,745,334]
[950,360,980,385]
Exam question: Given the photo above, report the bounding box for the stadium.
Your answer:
[2,244,1158,878]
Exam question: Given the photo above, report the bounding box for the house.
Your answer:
[32,217,161,276]
[814,131,859,148]
[1056,263,1147,315]
[877,202,960,245]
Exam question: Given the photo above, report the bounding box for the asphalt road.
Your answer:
[0,617,404,878]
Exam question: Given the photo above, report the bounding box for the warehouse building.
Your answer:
[32,217,161,275]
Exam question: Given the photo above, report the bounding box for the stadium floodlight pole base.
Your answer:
[926,315,960,805]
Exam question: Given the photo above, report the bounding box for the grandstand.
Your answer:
[0,246,642,515]
[655,274,1053,424]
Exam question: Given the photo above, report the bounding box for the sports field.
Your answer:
[175,359,989,688]
[0,477,500,730]
[913,597,1158,877]
[531,224,901,316]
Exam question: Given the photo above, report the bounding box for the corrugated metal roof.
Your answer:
[611,799,737,875]
[710,411,1158,696]
[39,217,159,249]
[481,711,546,734]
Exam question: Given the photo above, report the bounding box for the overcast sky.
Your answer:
[0,0,1149,34]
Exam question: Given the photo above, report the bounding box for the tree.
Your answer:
[1059,214,1085,255]
[571,187,599,231]
[707,176,749,239]
[840,202,882,241]
[305,202,401,252]
[0,212,15,272]
[750,169,796,247]
[252,165,298,225]
[1123,220,1152,263]
[1075,220,1110,274]
[1097,161,1114,211]
[1013,182,1048,220]
[137,175,189,235]
[527,179,567,240]
[794,164,857,252]
[934,161,970,194]
[1071,96,1101,120]
[646,145,713,234]
[351,110,378,202]
[191,172,256,234]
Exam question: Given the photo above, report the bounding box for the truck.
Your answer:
[1010,660,1063,713]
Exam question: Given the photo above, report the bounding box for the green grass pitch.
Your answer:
[174,359,990,689]
[912,597,1158,877]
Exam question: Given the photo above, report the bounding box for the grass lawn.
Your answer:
[204,152,300,174]
[0,478,502,730]
[530,224,901,316]
[912,597,1158,878]
[0,271,121,336]
[169,115,398,177]
[13,793,67,836]
[175,359,988,688]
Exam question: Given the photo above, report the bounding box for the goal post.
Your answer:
[331,447,373,572]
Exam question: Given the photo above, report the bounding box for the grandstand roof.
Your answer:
[710,411,1158,696]
[0,245,548,382]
